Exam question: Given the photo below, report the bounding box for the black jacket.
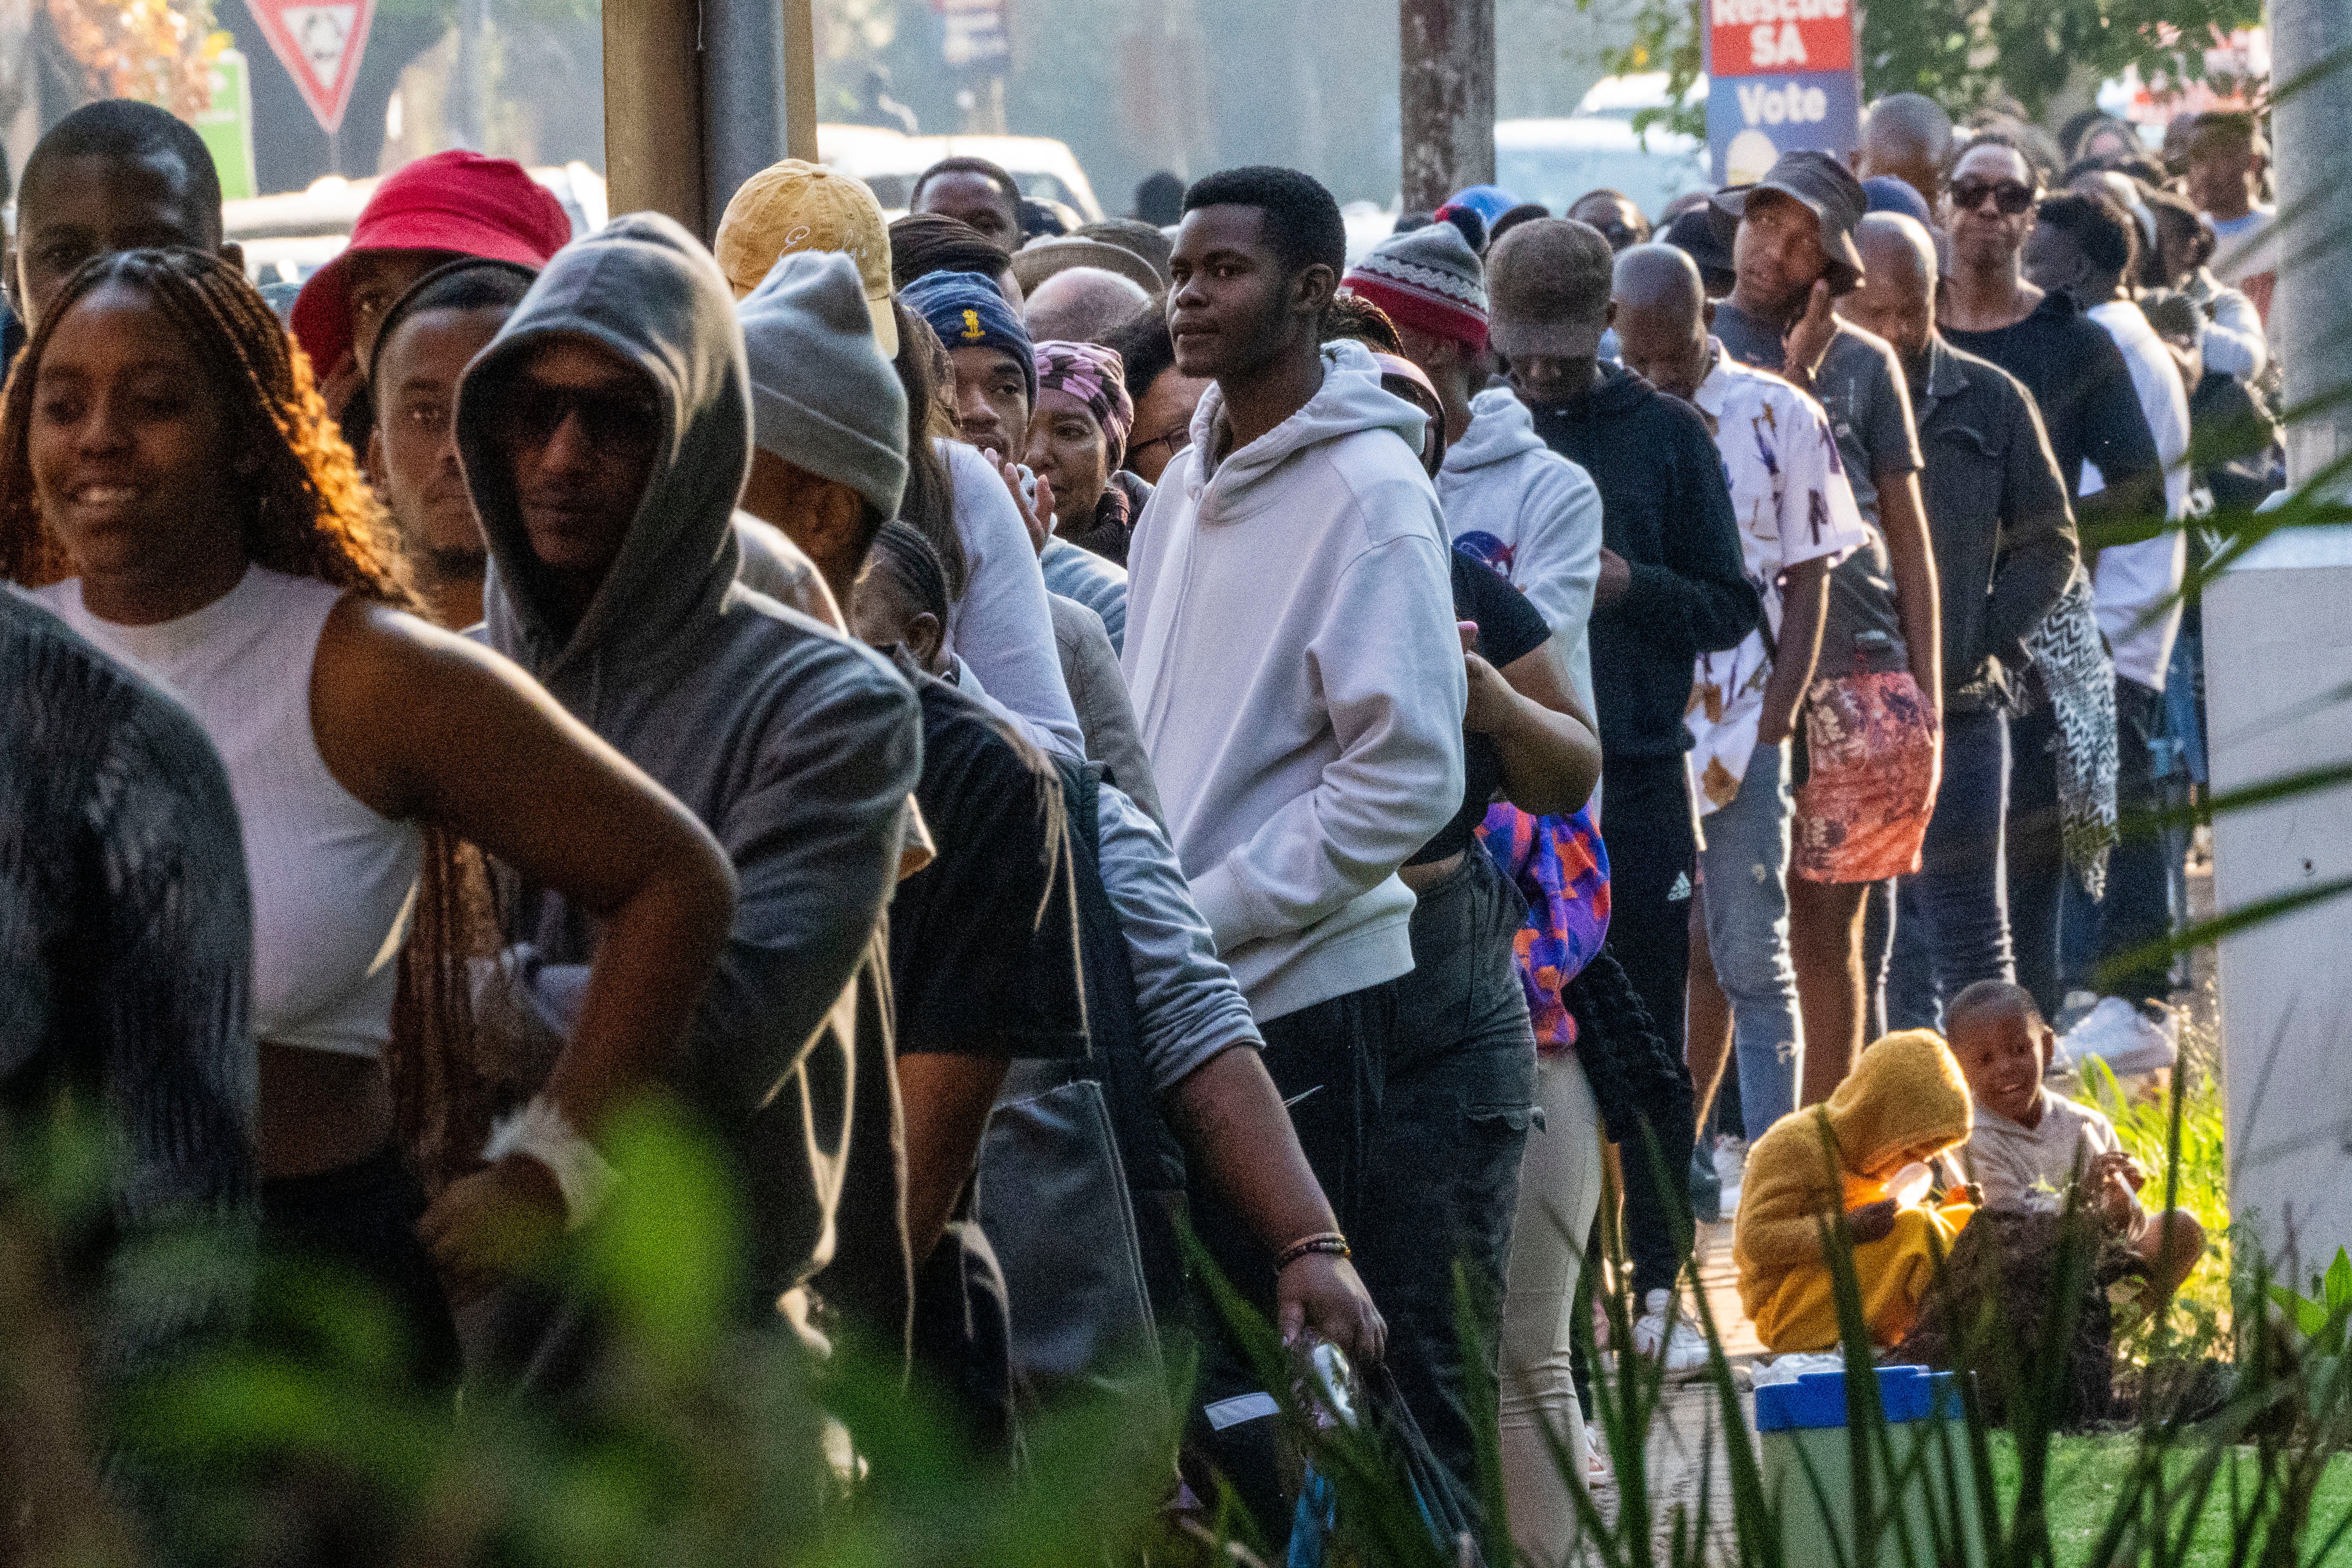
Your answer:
[1525,364,1757,761]
[1909,337,2080,712]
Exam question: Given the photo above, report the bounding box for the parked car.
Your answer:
[226,161,608,288]
[816,126,1104,223]
[1574,72,1707,123]
[1494,115,1711,228]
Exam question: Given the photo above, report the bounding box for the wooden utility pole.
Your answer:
[603,0,819,237]
[1399,0,1495,211]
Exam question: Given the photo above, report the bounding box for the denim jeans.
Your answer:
[2093,678,2174,1006]
[1885,706,2015,1031]
[1696,740,1802,1134]
[1355,848,1538,1518]
[2006,700,2067,1020]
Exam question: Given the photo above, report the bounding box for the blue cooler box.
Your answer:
[1755,1363,1986,1568]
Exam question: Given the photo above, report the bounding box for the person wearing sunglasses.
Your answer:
[1938,133,2163,1035]
[455,217,934,1364]
[1568,188,1652,254]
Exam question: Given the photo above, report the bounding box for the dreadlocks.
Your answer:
[0,247,499,1195]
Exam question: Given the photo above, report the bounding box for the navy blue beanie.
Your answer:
[901,269,1036,404]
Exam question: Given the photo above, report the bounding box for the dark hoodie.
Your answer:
[457,214,924,1327]
[1523,364,1757,762]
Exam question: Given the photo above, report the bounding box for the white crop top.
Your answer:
[38,567,423,1057]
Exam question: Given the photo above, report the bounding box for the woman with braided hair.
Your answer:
[2,247,736,1380]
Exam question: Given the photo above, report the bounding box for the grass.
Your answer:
[2008,1434,2352,1568]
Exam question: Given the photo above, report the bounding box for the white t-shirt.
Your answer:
[1962,1092,2122,1214]
[1683,346,1868,813]
[2079,301,2192,691]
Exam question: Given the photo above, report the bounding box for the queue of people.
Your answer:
[2,84,2264,1565]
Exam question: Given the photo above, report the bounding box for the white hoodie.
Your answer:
[1438,386,1605,715]
[1125,340,1467,1024]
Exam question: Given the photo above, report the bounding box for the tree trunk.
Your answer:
[1399,0,1495,211]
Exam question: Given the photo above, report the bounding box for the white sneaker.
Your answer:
[1713,1136,1747,1214]
[2056,996,2179,1078]
[1631,1288,1711,1378]
[2058,988,2102,1031]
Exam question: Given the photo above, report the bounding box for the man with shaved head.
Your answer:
[1614,242,1869,1162]
[1856,93,1955,213]
[1023,265,1152,344]
[1840,213,2077,1036]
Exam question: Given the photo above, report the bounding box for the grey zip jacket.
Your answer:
[458,213,923,1316]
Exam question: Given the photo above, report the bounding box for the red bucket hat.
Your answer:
[290,150,574,377]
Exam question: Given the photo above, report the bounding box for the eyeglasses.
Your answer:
[492,382,662,451]
[1128,423,1191,461]
[1950,178,2038,217]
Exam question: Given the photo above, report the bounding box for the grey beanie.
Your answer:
[738,249,910,519]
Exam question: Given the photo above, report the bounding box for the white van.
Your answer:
[1494,116,1712,227]
[816,126,1104,223]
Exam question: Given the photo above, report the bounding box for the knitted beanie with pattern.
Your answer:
[1340,221,1489,353]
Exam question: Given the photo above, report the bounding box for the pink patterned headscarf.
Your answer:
[1032,339,1134,458]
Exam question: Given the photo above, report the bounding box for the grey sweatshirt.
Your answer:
[1047,592,1162,827]
[954,660,1259,1094]
[458,213,924,1316]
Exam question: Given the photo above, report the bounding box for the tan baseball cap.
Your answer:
[715,159,899,357]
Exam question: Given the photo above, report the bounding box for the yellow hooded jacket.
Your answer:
[1733,1030,1975,1351]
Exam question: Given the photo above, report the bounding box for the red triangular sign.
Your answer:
[242,0,375,137]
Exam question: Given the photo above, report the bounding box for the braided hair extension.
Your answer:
[0,248,410,600]
[862,518,952,630]
[0,247,500,1193]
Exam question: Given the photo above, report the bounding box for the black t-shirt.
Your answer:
[1944,291,2159,507]
[1409,549,1552,866]
[890,661,1088,1059]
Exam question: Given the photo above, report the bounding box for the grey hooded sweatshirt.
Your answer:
[457,213,923,1324]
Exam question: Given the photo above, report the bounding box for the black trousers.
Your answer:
[1593,755,1698,1298]
[260,1143,461,1387]
[1185,977,1398,1544]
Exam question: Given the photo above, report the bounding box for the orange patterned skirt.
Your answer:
[1793,670,1941,884]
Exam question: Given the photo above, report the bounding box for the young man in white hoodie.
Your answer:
[1339,221,1607,713]
[1125,165,1466,1536]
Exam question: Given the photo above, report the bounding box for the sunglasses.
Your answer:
[492,382,663,450]
[1950,178,2038,216]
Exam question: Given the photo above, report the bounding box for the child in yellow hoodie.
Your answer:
[1734,1030,1976,1353]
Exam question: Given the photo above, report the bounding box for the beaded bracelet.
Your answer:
[1276,1230,1352,1270]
